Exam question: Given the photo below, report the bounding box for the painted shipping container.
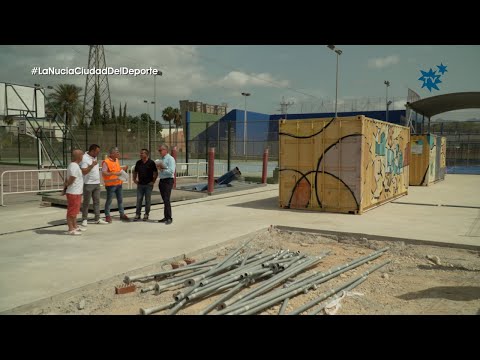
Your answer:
[279,116,410,214]
[409,134,446,186]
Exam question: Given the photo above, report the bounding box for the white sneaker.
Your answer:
[81,220,88,227]
[75,226,87,232]
[66,230,82,236]
[94,219,109,225]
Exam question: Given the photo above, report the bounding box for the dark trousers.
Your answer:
[159,178,174,220]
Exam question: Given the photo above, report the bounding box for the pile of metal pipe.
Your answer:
[124,256,218,283]
[139,242,320,315]
[288,260,390,315]
[216,254,328,313]
[138,241,390,316]
[307,277,367,315]
[166,240,264,314]
[215,248,389,315]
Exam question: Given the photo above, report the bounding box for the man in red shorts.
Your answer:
[63,149,85,235]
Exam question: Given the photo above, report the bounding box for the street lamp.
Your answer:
[327,45,342,118]
[151,101,155,152]
[386,100,392,122]
[384,80,390,122]
[43,86,54,129]
[33,84,47,128]
[241,92,250,157]
[154,70,163,149]
[144,99,150,153]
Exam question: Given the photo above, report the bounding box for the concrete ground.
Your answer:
[0,174,479,313]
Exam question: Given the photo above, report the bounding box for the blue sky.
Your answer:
[1,45,479,121]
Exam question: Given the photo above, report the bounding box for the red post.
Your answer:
[262,148,269,184]
[208,147,215,195]
[171,146,177,189]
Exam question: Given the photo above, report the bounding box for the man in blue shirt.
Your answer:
[156,144,176,225]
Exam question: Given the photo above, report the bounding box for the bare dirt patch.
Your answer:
[14,228,480,315]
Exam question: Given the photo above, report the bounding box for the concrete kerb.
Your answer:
[392,202,480,210]
[273,225,480,252]
[0,227,269,315]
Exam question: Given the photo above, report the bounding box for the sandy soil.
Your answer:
[17,228,480,315]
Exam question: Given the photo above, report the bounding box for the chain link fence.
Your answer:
[3,118,480,176]
[431,121,480,173]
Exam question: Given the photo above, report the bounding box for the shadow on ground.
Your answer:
[47,220,67,226]
[226,196,319,214]
[227,196,279,211]
[417,264,480,272]
[398,286,480,302]
[35,229,70,236]
[228,196,358,215]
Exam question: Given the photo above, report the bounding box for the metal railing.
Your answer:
[176,162,227,180]
[0,161,231,205]
[126,161,227,190]
[1,169,67,206]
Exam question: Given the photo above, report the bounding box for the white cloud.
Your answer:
[0,45,225,117]
[217,71,290,89]
[392,99,407,110]
[104,45,209,100]
[368,55,400,69]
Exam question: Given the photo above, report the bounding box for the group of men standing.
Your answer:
[63,144,176,235]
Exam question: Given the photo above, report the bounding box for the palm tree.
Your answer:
[162,106,174,146]
[172,108,182,147]
[46,84,82,128]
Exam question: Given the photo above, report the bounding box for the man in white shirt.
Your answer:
[63,149,85,235]
[80,144,108,226]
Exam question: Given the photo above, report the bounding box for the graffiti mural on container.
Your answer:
[279,117,409,213]
[409,134,446,186]
[436,136,447,181]
[428,134,437,178]
[404,142,410,168]
[440,137,446,168]
[367,124,407,201]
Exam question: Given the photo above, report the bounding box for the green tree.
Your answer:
[172,108,182,146]
[102,102,110,126]
[112,106,118,123]
[125,115,133,131]
[92,87,102,126]
[123,103,127,127]
[162,106,174,146]
[118,102,123,125]
[47,84,82,128]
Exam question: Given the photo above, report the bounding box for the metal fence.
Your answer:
[295,96,405,113]
[125,161,227,190]
[0,160,229,205]
[3,119,480,178]
[0,124,166,166]
[0,168,67,206]
[431,121,480,172]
